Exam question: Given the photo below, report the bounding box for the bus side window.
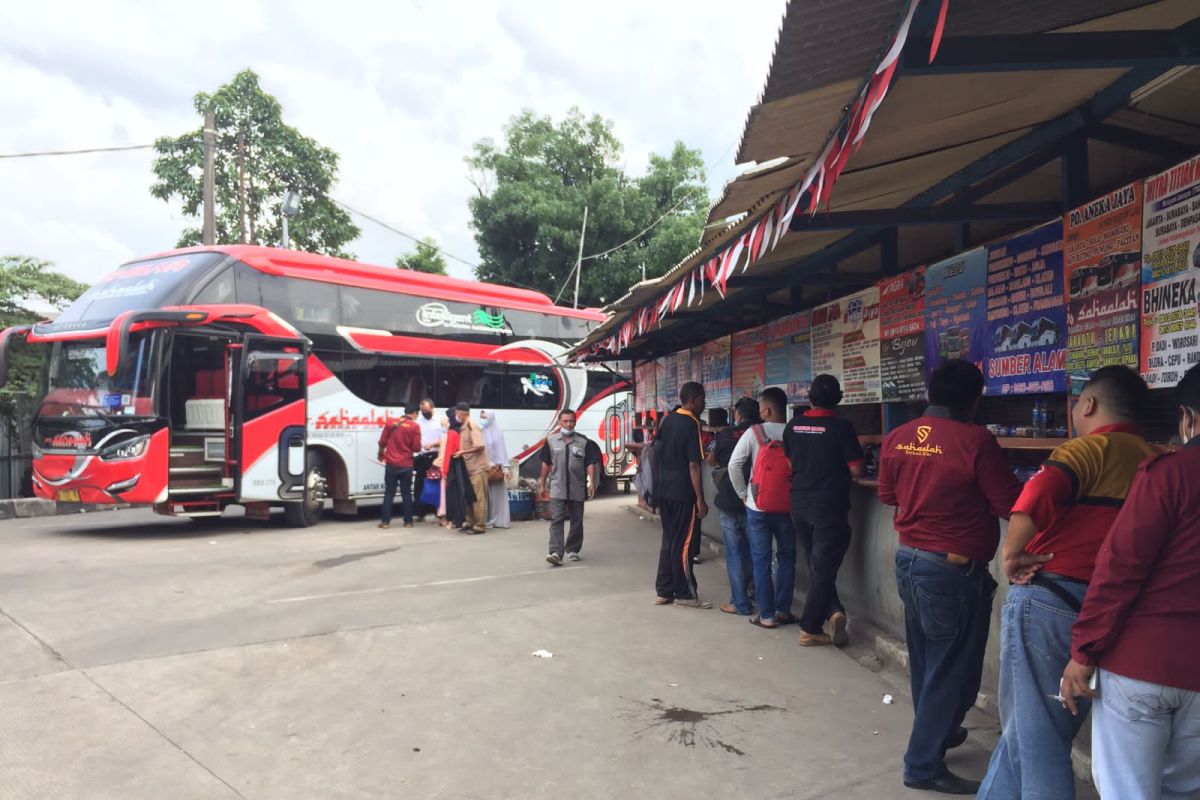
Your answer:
[191,267,235,305]
[234,263,263,306]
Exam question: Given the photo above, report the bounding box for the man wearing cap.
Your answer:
[878,360,1022,794]
[782,374,864,646]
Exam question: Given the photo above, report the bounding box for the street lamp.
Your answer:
[279,190,301,249]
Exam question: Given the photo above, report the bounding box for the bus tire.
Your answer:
[284,451,327,528]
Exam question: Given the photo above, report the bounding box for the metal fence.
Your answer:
[0,452,31,500]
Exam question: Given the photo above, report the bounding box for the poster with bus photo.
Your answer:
[924,248,989,382]
[699,336,732,410]
[879,266,926,401]
[764,311,812,404]
[985,222,1068,395]
[1064,182,1142,394]
[731,326,766,400]
[811,287,881,405]
[1141,155,1200,388]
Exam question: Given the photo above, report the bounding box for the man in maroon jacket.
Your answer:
[1061,362,1200,799]
[378,404,423,529]
[878,360,1022,795]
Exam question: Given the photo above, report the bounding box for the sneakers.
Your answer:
[828,611,849,647]
[566,552,581,562]
[546,553,562,566]
[654,596,673,605]
[798,630,834,647]
[377,522,390,529]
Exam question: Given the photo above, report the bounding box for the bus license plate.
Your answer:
[56,489,81,502]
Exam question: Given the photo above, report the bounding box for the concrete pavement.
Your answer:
[0,497,1079,799]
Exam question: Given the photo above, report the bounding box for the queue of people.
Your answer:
[636,361,1200,797]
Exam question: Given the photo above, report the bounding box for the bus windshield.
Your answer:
[41,333,157,418]
[41,253,224,333]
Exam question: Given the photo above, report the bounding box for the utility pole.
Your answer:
[237,130,247,244]
[573,205,588,309]
[202,108,215,245]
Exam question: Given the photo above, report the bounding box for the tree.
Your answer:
[396,237,448,275]
[466,108,708,307]
[151,70,360,257]
[0,256,87,436]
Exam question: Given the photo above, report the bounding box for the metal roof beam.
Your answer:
[1087,123,1200,161]
[789,202,1061,231]
[905,20,1200,74]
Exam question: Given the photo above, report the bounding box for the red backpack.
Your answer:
[749,425,791,513]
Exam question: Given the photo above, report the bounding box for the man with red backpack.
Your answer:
[783,374,865,647]
[728,386,798,629]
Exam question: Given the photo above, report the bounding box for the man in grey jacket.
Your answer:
[539,409,602,566]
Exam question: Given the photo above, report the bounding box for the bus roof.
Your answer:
[127,245,607,322]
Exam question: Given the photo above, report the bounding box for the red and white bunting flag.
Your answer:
[686,269,697,307]
[699,265,706,302]
[671,280,685,312]
[757,210,775,261]
[748,217,767,265]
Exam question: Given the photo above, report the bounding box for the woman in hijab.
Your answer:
[436,407,463,528]
[480,409,510,529]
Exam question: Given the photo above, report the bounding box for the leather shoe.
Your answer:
[944,726,968,749]
[903,770,980,795]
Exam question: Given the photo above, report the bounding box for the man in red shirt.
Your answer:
[1060,363,1200,799]
[979,366,1155,800]
[377,404,423,529]
[878,360,1021,795]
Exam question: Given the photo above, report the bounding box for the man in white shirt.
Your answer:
[413,397,442,520]
[728,386,798,629]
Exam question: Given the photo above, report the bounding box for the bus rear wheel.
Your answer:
[284,452,327,528]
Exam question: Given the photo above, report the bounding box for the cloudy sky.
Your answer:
[0,0,785,288]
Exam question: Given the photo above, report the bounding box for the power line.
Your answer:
[0,143,155,159]
[580,186,705,263]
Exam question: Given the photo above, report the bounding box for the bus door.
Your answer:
[234,334,309,503]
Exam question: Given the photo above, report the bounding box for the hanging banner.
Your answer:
[1064,182,1142,394]
[699,336,733,409]
[764,311,813,404]
[634,361,656,411]
[879,267,927,401]
[811,287,882,405]
[985,222,1068,395]
[1141,156,1200,388]
[924,248,989,380]
[731,327,766,400]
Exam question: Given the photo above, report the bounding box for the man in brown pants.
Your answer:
[453,402,490,534]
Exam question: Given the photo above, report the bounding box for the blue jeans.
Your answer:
[979,578,1090,800]
[718,510,753,614]
[895,546,997,783]
[381,465,414,524]
[1092,668,1200,800]
[745,508,796,622]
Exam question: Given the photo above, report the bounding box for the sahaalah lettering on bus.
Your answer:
[0,246,632,526]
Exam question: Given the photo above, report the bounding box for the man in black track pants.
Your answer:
[653,381,710,609]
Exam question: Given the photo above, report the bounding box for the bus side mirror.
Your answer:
[106,310,210,377]
[0,325,32,389]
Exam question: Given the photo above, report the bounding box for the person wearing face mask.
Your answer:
[412,398,442,521]
[480,409,511,529]
[1059,362,1200,800]
[539,409,601,565]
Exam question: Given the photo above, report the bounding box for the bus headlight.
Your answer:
[31,443,43,459]
[98,435,150,461]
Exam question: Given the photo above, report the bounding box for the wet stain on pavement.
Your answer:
[623,698,783,756]
[313,547,400,569]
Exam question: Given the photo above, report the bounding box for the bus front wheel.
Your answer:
[284,451,327,528]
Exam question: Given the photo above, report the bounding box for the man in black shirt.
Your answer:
[710,397,760,615]
[654,381,710,608]
[783,374,865,646]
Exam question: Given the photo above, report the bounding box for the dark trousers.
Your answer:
[655,499,699,600]
[895,545,997,783]
[792,506,851,634]
[381,465,414,524]
[412,452,436,515]
[548,499,584,557]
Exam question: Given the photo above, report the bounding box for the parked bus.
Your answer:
[0,246,632,526]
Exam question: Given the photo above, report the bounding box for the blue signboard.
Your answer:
[985,222,1068,394]
[924,248,989,380]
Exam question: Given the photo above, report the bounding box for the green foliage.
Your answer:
[151,69,360,257]
[466,108,708,307]
[0,256,87,429]
[396,237,449,275]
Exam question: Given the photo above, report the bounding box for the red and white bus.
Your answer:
[0,246,632,525]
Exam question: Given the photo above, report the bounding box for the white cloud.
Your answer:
[0,0,784,286]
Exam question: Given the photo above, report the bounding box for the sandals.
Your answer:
[775,613,798,626]
[654,596,673,606]
[749,616,778,629]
